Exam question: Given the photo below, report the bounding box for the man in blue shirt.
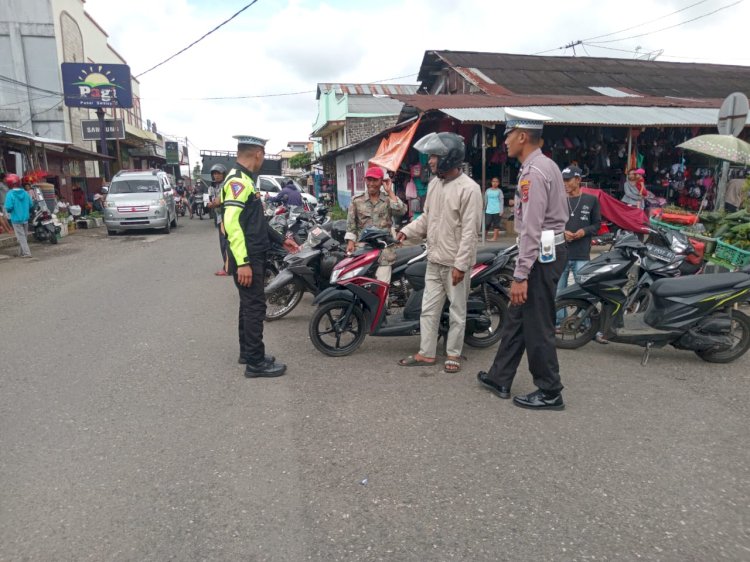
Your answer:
[3,173,35,258]
[271,180,303,207]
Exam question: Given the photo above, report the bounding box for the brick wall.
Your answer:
[345,116,398,146]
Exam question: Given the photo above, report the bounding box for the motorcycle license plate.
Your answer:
[647,245,675,262]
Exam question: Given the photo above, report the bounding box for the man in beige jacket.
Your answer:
[397,132,483,373]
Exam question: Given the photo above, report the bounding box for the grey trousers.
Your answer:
[13,222,31,256]
[418,262,471,359]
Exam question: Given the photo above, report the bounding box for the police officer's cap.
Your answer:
[503,108,552,135]
[233,135,268,149]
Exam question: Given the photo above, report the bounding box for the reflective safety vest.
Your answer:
[221,163,271,269]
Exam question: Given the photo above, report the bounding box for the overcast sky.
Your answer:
[84,0,749,160]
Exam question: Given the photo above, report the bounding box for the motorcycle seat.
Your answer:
[475,252,496,265]
[651,272,750,298]
[393,245,426,267]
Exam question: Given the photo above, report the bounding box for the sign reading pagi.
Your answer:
[61,63,133,109]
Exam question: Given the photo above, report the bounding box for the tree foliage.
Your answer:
[289,152,312,169]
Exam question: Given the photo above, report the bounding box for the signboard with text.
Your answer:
[81,119,125,140]
[61,62,133,108]
[165,141,180,165]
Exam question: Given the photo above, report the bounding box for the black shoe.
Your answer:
[245,359,287,378]
[477,371,511,399]
[239,353,275,364]
[513,389,564,410]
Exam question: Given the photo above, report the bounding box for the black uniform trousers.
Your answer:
[233,256,267,364]
[487,245,567,394]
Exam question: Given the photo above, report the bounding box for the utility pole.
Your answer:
[564,40,583,56]
[185,136,191,187]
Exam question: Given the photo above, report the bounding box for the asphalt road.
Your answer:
[1,217,749,561]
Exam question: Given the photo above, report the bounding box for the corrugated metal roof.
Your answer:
[347,95,405,115]
[440,105,721,126]
[421,51,750,99]
[317,83,419,99]
[391,93,720,111]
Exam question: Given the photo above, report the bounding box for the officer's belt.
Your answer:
[516,233,566,246]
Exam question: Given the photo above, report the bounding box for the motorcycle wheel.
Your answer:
[555,298,599,349]
[265,282,304,321]
[49,228,58,244]
[696,310,750,363]
[33,225,45,242]
[309,299,366,357]
[464,292,508,348]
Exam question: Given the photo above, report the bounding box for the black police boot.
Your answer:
[239,353,275,365]
[512,389,564,411]
[476,371,511,399]
[245,358,287,378]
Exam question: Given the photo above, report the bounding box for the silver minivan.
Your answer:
[104,170,177,235]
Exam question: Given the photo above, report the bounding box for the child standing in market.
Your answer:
[3,173,34,258]
[485,176,504,241]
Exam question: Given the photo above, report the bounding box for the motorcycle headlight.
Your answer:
[338,266,367,282]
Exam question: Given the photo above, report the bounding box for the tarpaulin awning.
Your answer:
[369,116,421,171]
[582,187,649,233]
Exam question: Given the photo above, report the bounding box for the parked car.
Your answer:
[103,169,177,235]
[257,175,317,207]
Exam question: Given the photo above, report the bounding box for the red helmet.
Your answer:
[4,173,20,188]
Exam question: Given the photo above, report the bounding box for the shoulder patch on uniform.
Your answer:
[230,181,245,198]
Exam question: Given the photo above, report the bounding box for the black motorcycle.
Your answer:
[556,233,750,364]
[31,202,58,244]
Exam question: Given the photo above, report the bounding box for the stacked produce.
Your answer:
[698,210,750,250]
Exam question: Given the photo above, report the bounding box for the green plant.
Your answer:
[289,152,312,169]
[329,204,347,220]
[88,211,103,219]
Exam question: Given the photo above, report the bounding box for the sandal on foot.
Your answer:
[444,359,461,373]
[214,269,228,276]
[398,355,436,367]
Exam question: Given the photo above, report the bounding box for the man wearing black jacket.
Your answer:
[558,166,601,293]
[223,135,299,378]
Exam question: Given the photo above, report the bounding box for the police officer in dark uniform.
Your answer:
[477,109,569,410]
[222,135,299,377]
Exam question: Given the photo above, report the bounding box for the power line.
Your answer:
[0,74,63,96]
[588,0,744,44]
[0,93,62,109]
[581,42,750,62]
[531,0,733,56]
[15,99,64,130]
[135,0,261,78]
[582,0,710,42]
[139,72,419,101]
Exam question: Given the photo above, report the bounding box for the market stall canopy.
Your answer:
[368,117,421,172]
[0,124,69,146]
[582,187,649,233]
[677,134,750,165]
[438,106,719,127]
[64,145,116,161]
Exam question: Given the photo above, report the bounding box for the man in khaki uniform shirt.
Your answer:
[345,166,406,283]
[397,132,483,373]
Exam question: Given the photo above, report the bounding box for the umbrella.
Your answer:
[677,134,750,165]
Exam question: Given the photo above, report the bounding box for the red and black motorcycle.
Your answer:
[308,228,511,357]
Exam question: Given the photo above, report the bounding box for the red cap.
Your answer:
[364,166,384,179]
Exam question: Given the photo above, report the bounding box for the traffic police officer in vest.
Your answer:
[222,135,299,377]
[477,109,569,410]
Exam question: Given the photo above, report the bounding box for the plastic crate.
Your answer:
[649,217,686,231]
[713,240,750,268]
[685,232,718,255]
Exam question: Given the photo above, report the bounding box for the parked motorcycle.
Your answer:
[555,234,750,363]
[265,226,426,320]
[31,202,58,244]
[308,229,509,357]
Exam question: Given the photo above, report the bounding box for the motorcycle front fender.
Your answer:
[265,268,295,293]
[313,285,354,306]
